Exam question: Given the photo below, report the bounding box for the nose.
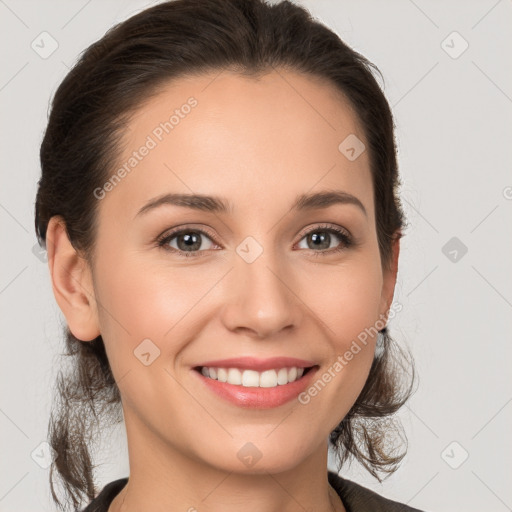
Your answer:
[220,250,303,339]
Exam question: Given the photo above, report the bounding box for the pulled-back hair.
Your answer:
[34,0,415,509]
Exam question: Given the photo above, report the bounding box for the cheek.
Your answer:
[306,254,384,345]
[95,240,193,326]
[305,256,383,389]
[95,245,384,363]
[92,253,219,373]
[302,258,383,406]
[92,259,194,418]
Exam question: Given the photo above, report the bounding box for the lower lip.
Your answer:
[193,367,319,409]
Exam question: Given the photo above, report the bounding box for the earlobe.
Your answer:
[46,216,101,342]
[379,234,401,323]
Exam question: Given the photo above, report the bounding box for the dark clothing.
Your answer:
[328,471,425,511]
[81,471,426,511]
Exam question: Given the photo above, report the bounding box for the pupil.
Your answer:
[180,232,200,251]
[310,232,329,250]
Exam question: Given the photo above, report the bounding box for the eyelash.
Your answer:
[155,223,354,259]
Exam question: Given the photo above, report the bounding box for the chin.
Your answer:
[195,435,318,475]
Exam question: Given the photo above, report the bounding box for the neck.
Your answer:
[108,413,346,512]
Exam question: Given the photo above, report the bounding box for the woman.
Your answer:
[34,0,421,510]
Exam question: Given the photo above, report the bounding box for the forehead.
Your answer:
[98,68,374,222]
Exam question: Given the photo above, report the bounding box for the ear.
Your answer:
[379,233,401,323]
[46,216,101,342]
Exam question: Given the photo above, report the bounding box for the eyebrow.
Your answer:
[135,190,367,218]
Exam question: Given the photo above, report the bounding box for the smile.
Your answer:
[192,359,319,409]
[198,366,311,388]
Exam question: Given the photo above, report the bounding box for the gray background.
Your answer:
[1,0,511,510]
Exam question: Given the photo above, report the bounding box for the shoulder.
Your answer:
[80,477,128,512]
[328,471,427,512]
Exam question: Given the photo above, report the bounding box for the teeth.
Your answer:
[260,369,277,388]
[242,370,259,387]
[200,366,307,388]
[227,368,242,385]
[217,367,228,382]
[277,368,288,385]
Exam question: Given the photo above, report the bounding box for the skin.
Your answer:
[46,69,399,512]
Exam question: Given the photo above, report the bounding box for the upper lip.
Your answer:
[194,356,317,372]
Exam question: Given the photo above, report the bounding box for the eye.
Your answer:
[296,224,353,256]
[157,227,218,258]
[156,223,354,258]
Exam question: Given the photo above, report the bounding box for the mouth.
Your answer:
[193,365,316,388]
[191,358,320,409]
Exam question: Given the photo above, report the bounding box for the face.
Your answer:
[79,69,397,474]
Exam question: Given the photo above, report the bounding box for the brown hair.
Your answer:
[34,0,415,509]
